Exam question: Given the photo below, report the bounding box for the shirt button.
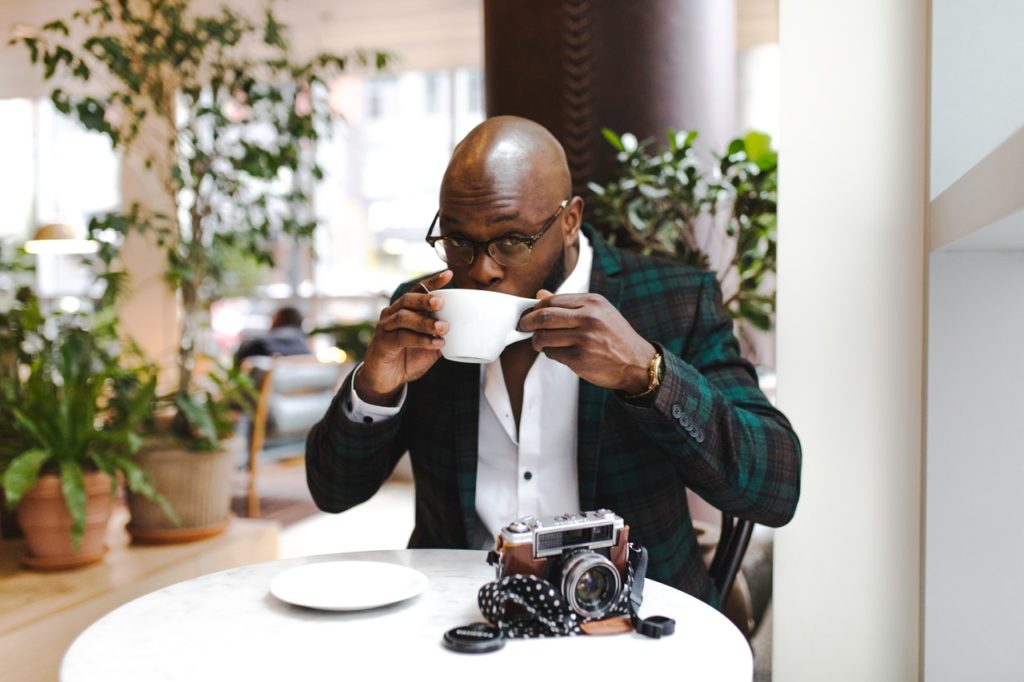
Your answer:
[523,471,533,481]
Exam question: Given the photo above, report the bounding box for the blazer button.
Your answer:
[679,414,692,427]
[696,433,705,443]
[671,405,683,419]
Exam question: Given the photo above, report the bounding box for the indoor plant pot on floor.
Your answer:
[0,293,170,569]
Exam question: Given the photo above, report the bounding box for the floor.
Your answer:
[235,453,416,558]
[243,455,772,678]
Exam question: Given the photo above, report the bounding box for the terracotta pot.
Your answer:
[17,470,114,571]
[1,488,23,538]
[126,435,241,544]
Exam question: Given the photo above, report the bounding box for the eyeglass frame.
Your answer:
[424,199,569,267]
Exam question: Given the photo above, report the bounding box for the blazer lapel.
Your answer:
[577,226,623,510]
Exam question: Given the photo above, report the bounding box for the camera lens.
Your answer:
[561,551,622,618]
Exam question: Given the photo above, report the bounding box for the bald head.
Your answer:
[442,116,572,203]
[435,116,583,296]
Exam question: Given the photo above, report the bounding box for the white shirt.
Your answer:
[346,231,594,548]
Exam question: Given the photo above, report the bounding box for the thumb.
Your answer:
[536,288,555,300]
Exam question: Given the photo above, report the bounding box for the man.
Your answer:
[306,116,800,605]
[234,306,311,368]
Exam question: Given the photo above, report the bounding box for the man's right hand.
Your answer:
[354,270,453,406]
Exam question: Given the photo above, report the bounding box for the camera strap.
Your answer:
[627,544,676,639]
[476,542,675,640]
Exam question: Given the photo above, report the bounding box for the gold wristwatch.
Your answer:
[624,349,663,399]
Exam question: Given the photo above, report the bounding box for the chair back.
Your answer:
[708,512,755,604]
[242,355,349,517]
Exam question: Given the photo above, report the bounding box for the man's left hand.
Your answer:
[518,291,656,394]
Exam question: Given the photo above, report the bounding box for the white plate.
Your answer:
[270,561,429,611]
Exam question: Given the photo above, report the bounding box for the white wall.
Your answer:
[925,1,1024,679]
[774,0,927,679]
[925,250,1024,681]
[930,0,1024,199]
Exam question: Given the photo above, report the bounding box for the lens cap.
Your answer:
[442,623,506,654]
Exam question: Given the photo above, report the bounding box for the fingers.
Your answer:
[519,305,584,332]
[530,292,592,309]
[385,270,454,316]
[530,329,580,351]
[379,308,448,337]
[385,329,444,351]
[540,345,582,366]
[386,291,440,316]
[422,270,453,291]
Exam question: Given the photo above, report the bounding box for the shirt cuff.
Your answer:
[343,362,407,424]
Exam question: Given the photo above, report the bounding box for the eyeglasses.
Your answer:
[425,199,568,267]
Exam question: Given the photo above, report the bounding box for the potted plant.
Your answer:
[10,0,391,541]
[0,243,35,537]
[0,287,171,569]
[588,129,778,357]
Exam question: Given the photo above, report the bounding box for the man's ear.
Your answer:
[563,195,584,241]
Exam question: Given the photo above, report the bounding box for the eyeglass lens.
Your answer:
[433,238,533,267]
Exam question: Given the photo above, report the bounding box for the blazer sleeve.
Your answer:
[618,272,802,527]
[305,369,409,513]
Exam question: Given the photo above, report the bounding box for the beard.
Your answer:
[540,242,568,293]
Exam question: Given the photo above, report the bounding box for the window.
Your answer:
[0,97,120,299]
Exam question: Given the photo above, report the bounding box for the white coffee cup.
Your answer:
[432,289,538,364]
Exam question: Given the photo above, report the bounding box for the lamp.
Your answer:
[24,223,99,255]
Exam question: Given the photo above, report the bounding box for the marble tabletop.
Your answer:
[61,548,752,681]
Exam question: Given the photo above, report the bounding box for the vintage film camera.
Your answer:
[487,509,630,619]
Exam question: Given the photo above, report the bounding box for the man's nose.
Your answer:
[466,248,503,288]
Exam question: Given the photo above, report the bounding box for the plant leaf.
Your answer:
[601,127,624,152]
[59,459,87,551]
[2,448,50,508]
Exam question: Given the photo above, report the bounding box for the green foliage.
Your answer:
[11,0,391,448]
[589,129,778,333]
[0,292,175,549]
[166,360,256,450]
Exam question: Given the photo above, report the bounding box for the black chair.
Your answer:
[708,512,755,608]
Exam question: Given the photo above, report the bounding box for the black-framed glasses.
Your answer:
[425,199,569,267]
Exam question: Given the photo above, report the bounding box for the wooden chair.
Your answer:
[242,355,349,517]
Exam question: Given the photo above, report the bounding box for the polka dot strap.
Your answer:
[477,543,643,638]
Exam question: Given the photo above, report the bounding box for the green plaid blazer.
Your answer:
[307,225,801,605]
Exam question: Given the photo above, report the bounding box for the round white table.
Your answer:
[62,549,752,681]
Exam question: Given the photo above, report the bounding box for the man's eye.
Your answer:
[497,237,526,247]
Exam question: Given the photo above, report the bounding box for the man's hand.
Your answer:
[518,290,656,394]
[355,270,453,406]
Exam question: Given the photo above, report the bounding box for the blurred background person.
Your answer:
[234,306,311,368]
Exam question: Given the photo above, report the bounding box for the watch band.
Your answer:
[624,350,663,399]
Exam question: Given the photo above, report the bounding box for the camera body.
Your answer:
[490,509,630,618]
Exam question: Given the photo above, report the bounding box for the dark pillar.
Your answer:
[484,0,737,196]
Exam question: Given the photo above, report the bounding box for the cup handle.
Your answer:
[506,328,533,345]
